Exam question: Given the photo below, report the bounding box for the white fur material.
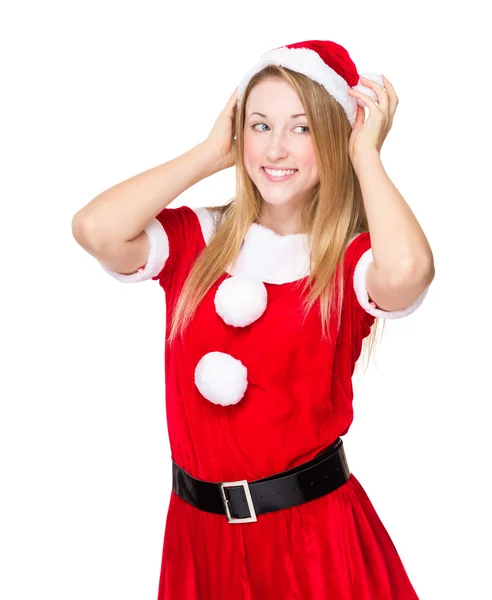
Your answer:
[227,223,311,284]
[194,206,216,241]
[194,205,220,242]
[236,46,383,126]
[214,275,268,327]
[350,72,384,108]
[353,249,429,319]
[194,207,360,285]
[99,218,169,283]
[194,351,248,406]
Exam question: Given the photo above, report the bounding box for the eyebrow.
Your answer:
[249,112,306,119]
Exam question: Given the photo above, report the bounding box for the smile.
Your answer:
[262,167,298,182]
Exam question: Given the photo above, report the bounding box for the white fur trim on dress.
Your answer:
[215,276,268,327]
[194,206,220,242]
[194,207,360,285]
[353,249,430,319]
[194,351,248,406]
[236,46,383,127]
[99,218,169,283]
[227,223,311,284]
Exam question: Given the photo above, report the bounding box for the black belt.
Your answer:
[171,437,350,523]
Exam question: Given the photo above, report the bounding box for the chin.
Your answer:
[258,194,294,206]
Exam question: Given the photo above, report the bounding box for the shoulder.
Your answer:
[342,231,371,274]
[191,206,223,244]
[345,231,370,256]
[154,204,222,243]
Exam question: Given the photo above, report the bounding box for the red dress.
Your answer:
[100,204,429,599]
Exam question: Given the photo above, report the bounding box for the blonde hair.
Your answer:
[168,65,385,373]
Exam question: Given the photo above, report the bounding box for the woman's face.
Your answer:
[243,78,320,209]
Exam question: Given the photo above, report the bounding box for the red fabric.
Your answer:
[153,205,419,599]
[283,40,360,88]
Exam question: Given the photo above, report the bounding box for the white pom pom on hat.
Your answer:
[237,39,384,127]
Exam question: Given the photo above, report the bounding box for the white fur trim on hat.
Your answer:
[214,276,268,327]
[237,46,383,127]
[353,249,429,319]
[194,351,248,406]
[99,218,169,283]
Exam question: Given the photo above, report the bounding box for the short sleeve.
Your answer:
[99,205,202,285]
[346,232,430,322]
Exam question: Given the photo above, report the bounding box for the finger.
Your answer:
[227,88,238,108]
[348,89,379,115]
[354,104,365,128]
[381,75,399,119]
[381,75,396,96]
[360,77,389,114]
[227,89,239,114]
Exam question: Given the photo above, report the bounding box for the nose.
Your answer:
[265,132,289,162]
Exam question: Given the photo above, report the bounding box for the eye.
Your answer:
[250,123,310,134]
[252,122,269,132]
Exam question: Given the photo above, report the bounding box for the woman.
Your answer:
[72,39,434,599]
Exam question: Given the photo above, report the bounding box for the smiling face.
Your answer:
[243,77,320,211]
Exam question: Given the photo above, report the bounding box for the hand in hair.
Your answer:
[203,87,238,172]
[347,75,398,162]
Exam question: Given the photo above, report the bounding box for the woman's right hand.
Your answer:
[203,87,238,172]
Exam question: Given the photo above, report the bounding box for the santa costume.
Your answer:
[99,40,429,599]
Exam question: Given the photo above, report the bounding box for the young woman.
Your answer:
[73,40,434,599]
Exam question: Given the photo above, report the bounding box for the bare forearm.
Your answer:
[73,141,220,247]
[353,150,434,282]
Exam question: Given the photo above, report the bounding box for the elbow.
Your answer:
[72,212,102,251]
[404,257,435,287]
[390,254,434,286]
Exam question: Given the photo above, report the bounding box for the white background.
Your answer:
[2,1,491,598]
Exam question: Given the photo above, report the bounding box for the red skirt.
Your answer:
[157,472,419,599]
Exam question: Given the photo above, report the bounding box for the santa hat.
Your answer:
[237,40,383,127]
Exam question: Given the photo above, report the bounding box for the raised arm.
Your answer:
[71,142,220,276]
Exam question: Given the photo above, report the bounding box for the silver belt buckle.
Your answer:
[219,479,257,523]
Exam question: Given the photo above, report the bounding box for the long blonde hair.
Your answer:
[168,65,385,372]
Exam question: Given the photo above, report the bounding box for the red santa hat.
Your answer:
[237,39,383,127]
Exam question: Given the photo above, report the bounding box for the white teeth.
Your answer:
[264,167,297,177]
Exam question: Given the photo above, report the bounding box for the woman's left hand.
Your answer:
[347,75,398,164]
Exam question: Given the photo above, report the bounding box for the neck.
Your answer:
[256,206,306,236]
